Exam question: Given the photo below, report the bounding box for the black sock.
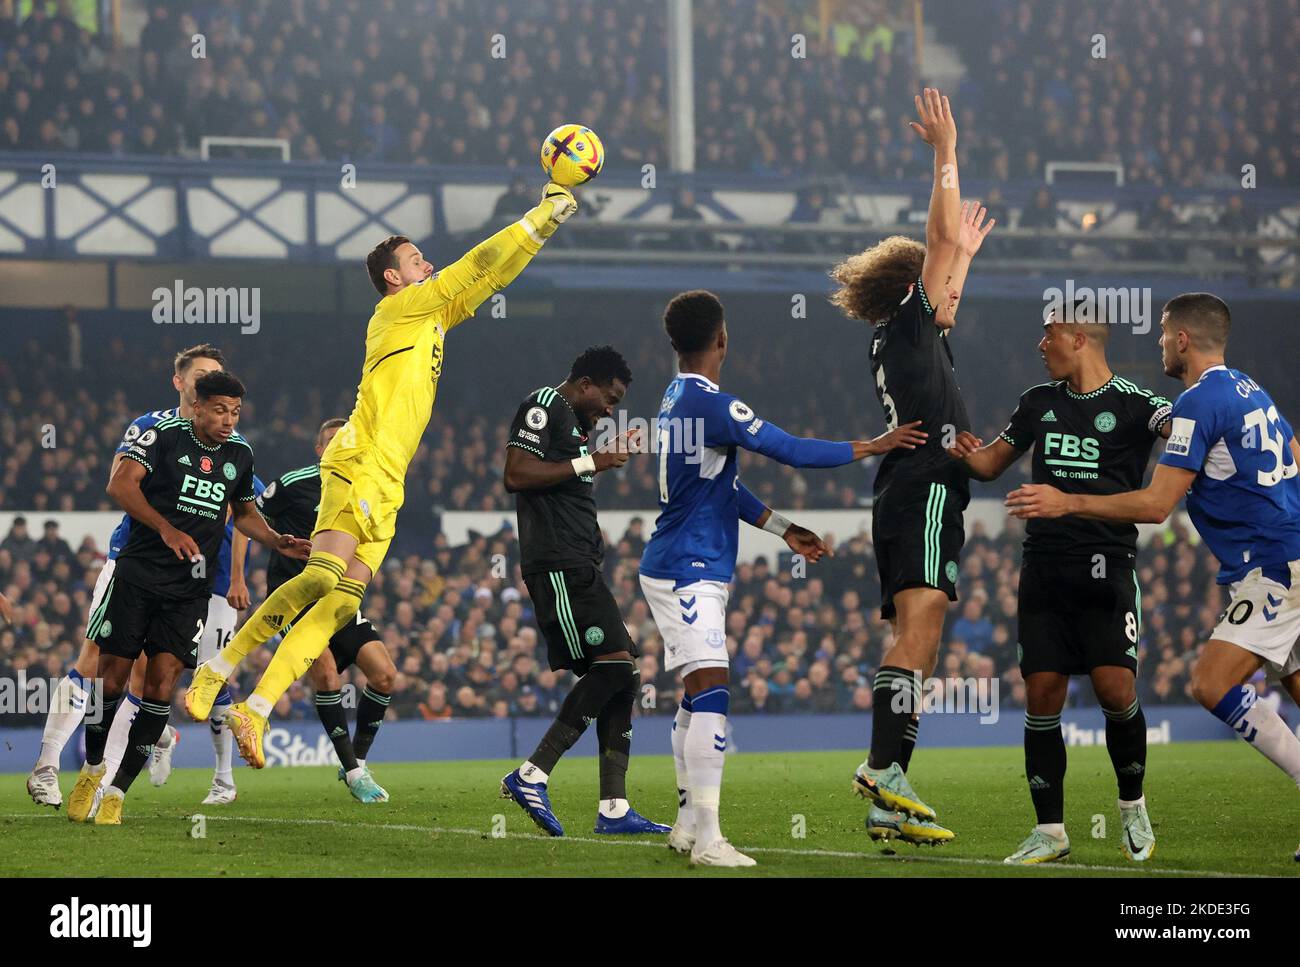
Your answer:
[315,690,358,772]
[111,699,170,793]
[1104,699,1147,801]
[596,668,639,802]
[528,661,635,776]
[898,716,920,773]
[353,686,390,761]
[868,666,919,770]
[1024,712,1066,825]
[84,691,120,766]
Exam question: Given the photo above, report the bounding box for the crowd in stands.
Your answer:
[0,502,1251,729]
[1,0,1294,189]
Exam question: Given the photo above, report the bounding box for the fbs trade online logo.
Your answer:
[49,897,152,947]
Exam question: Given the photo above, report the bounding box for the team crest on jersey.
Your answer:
[222,462,237,480]
[945,561,958,583]
[200,455,213,473]
[728,400,754,422]
[706,629,725,648]
[585,626,605,646]
[1093,411,1117,433]
[98,620,112,638]
[526,406,548,430]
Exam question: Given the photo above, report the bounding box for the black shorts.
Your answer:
[328,613,383,673]
[873,481,967,620]
[1018,555,1141,677]
[524,564,637,674]
[96,578,208,670]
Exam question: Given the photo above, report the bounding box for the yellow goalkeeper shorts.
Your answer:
[312,466,395,577]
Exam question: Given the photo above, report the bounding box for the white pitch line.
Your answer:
[2,812,1284,878]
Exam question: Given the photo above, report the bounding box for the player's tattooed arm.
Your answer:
[947,432,1020,481]
[910,88,961,312]
[231,499,310,559]
[935,201,996,330]
[1006,463,1197,523]
[107,457,200,561]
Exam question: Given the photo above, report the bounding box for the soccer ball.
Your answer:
[539,124,605,187]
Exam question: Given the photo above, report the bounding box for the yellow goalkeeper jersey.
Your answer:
[321,204,556,539]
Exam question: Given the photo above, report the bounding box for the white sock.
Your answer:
[1036,822,1066,839]
[36,671,90,769]
[519,760,549,785]
[211,703,234,783]
[248,693,274,718]
[684,711,727,846]
[100,694,140,787]
[1118,795,1145,810]
[207,654,236,679]
[600,797,630,819]
[357,758,366,771]
[345,766,365,784]
[1234,700,1300,786]
[155,724,174,750]
[671,705,694,831]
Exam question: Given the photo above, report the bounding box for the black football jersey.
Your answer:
[1000,375,1172,559]
[256,463,321,593]
[507,386,603,576]
[116,416,258,598]
[869,278,972,497]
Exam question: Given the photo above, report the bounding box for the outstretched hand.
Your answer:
[784,524,832,563]
[1006,484,1072,519]
[276,534,313,560]
[908,87,956,153]
[956,200,995,257]
[946,430,984,460]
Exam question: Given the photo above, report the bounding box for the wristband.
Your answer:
[571,454,596,476]
[762,511,793,537]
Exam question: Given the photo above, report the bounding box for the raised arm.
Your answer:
[934,201,996,329]
[910,88,961,311]
[405,184,577,327]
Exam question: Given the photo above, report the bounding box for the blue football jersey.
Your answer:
[639,373,853,583]
[1159,366,1300,583]
[107,408,178,559]
[212,474,266,597]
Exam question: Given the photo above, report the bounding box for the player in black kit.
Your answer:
[67,372,310,825]
[498,346,670,838]
[257,418,397,804]
[830,88,994,844]
[948,305,1172,864]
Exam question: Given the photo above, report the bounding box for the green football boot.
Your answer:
[866,804,955,846]
[852,760,936,820]
[1003,827,1070,865]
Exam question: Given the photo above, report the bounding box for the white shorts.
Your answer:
[1211,561,1300,679]
[198,594,239,664]
[84,558,117,639]
[640,575,730,674]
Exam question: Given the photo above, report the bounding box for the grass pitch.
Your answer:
[1,742,1295,877]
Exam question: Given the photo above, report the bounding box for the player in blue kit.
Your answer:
[639,290,927,866]
[26,344,226,809]
[1008,294,1300,857]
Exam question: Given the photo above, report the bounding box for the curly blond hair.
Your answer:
[829,235,926,324]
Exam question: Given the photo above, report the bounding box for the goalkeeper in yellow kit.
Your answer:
[185,183,579,767]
